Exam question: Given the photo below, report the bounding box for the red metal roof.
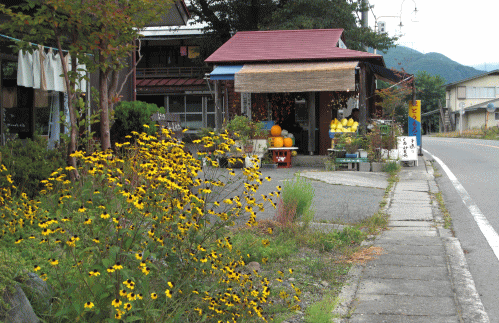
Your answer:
[205,29,384,65]
[136,78,206,89]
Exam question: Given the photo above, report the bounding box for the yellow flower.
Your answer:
[48,258,59,266]
[84,301,94,309]
[151,293,158,299]
[33,265,41,272]
[124,302,132,311]
[88,269,100,277]
[111,299,122,308]
[165,289,172,298]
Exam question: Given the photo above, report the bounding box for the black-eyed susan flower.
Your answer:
[135,253,142,260]
[78,206,86,213]
[100,212,110,219]
[112,262,123,270]
[165,289,172,298]
[84,301,94,309]
[119,289,127,297]
[111,298,122,307]
[48,258,59,266]
[107,266,115,273]
[124,302,132,311]
[151,293,158,299]
[83,218,92,225]
[92,238,100,244]
[33,265,41,272]
[88,269,100,277]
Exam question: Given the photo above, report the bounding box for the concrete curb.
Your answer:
[443,237,490,323]
[424,156,490,323]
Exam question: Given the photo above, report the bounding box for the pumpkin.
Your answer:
[273,136,284,148]
[283,137,293,147]
[270,125,282,137]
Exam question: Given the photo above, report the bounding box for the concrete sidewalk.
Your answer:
[333,156,490,322]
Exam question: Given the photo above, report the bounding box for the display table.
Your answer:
[268,147,298,168]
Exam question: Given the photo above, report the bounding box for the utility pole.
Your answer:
[361,0,369,51]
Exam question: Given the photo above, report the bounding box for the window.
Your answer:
[495,112,499,121]
[466,87,495,99]
[166,95,215,130]
[457,86,466,99]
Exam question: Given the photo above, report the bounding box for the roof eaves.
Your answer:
[445,69,499,89]
[464,97,499,112]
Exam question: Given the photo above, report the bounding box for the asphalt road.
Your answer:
[423,136,499,322]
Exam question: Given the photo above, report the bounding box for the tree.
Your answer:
[0,0,175,178]
[414,71,446,133]
[188,0,396,55]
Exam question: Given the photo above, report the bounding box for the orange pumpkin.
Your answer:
[283,137,293,147]
[270,125,282,137]
[273,136,284,148]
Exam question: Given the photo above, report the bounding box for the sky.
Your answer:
[367,0,499,68]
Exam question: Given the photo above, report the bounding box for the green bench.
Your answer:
[335,157,369,170]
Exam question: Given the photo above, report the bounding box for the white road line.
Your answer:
[424,149,499,262]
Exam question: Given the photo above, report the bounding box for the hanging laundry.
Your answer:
[44,48,55,91]
[17,50,34,87]
[52,52,66,92]
[32,45,47,90]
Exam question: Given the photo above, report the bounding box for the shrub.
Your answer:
[279,176,315,223]
[111,100,165,142]
[1,128,299,322]
[0,135,66,198]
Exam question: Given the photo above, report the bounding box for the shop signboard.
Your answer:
[408,100,421,146]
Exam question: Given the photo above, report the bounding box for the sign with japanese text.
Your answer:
[408,100,421,146]
[397,136,418,163]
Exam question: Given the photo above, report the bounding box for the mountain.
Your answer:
[472,63,499,72]
[379,46,485,84]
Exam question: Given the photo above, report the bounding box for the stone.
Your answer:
[246,262,260,273]
[2,285,40,323]
[24,273,52,307]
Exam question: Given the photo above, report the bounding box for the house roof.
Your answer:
[445,70,499,89]
[205,29,384,65]
[462,97,499,113]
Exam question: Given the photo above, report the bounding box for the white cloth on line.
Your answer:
[17,50,34,87]
[44,48,55,91]
[52,52,66,93]
[18,49,87,93]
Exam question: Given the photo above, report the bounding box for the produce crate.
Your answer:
[272,149,291,168]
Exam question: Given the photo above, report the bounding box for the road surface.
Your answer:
[423,136,499,322]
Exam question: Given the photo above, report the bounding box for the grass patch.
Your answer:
[305,289,339,323]
[434,191,452,229]
[227,222,369,321]
[360,211,389,235]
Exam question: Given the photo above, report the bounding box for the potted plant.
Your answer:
[344,135,361,158]
[260,150,277,168]
[225,116,268,154]
[366,123,384,172]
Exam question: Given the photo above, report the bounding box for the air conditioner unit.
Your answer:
[378,21,386,33]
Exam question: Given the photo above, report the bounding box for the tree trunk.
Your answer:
[100,68,111,151]
[55,34,80,181]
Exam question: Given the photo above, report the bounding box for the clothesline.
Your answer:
[0,33,69,53]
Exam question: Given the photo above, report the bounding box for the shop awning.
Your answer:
[234,61,358,93]
[366,62,412,84]
[209,65,244,80]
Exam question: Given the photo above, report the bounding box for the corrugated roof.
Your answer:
[136,78,205,87]
[205,29,384,65]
